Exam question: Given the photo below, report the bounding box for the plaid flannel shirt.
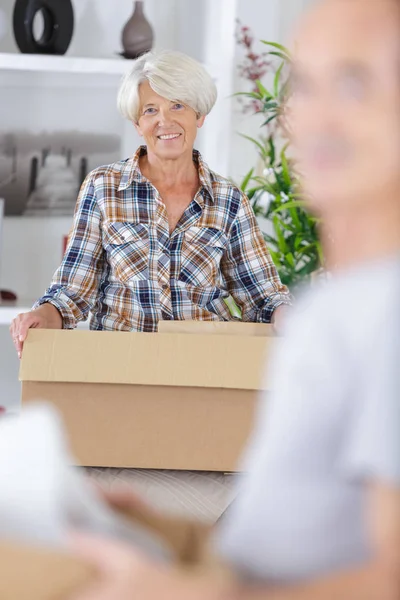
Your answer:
[35,147,290,331]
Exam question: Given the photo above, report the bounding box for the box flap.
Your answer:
[0,541,92,600]
[20,330,271,391]
[158,321,274,336]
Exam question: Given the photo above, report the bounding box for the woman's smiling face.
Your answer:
[135,81,205,160]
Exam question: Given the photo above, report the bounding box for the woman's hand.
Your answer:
[9,304,62,358]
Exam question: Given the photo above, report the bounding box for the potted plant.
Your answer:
[235,23,323,288]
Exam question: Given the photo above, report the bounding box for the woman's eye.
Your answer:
[172,103,184,110]
[144,107,157,115]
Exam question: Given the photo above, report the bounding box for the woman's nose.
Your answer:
[157,107,173,127]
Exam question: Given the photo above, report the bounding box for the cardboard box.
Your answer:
[0,540,93,600]
[20,323,273,471]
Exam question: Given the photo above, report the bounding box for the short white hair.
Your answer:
[117,50,217,122]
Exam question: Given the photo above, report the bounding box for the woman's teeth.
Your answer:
[158,134,180,140]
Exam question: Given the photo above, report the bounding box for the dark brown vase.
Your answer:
[121,1,153,59]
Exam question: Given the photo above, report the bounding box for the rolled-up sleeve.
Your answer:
[33,174,104,329]
[222,192,291,323]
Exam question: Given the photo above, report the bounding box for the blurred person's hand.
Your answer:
[99,487,153,514]
[272,304,290,335]
[68,532,226,600]
[9,304,63,359]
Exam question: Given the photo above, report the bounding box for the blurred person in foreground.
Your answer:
[68,1,400,599]
[9,50,290,357]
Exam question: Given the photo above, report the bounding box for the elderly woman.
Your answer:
[10,50,290,355]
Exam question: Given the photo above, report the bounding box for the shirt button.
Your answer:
[161,283,170,291]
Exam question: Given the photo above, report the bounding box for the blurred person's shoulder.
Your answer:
[285,254,400,341]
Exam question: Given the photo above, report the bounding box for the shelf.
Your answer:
[0,53,134,76]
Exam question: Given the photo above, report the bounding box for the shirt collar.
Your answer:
[118,146,215,202]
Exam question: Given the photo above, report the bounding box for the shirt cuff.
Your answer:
[258,292,292,323]
[33,292,79,330]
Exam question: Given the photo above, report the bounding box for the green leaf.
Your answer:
[223,296,242,320]
[268,51,290,62]
[279,272,292,287]
[269,249,282,267]
[272,200,307,213]
[273,216,289,253]
[289,207,302,229]
[294,235,306,251]
[280,78,291,101]
[277,218,294,233]
[239,134,266,157]
[255,79,272,99]
[273,62,284,97]
[262,114,278,128]
[261,41,291,59]
[240,168,254,192]
[263,101,278,110]
[297,243,317,256]
[285,252,295,268]
[315,240,324,265]
[233,91,262,99]
[296,256,319,277]
[247,187,262,201]
[280,151,292,187]
[268,136,276,165]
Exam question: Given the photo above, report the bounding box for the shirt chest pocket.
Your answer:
[179,226,228,287]
[104,222,150,282]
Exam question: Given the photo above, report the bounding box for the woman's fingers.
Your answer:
[9,312,45,358]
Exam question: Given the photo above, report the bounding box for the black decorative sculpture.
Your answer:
[13,0,74,55]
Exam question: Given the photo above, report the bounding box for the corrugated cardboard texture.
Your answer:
[22,383,257,471]
[0,541,92,600]
[20,330,270,391]
[158,321,274,336]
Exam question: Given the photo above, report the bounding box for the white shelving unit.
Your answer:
[0,52,135,75]
[0,52,138,321]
